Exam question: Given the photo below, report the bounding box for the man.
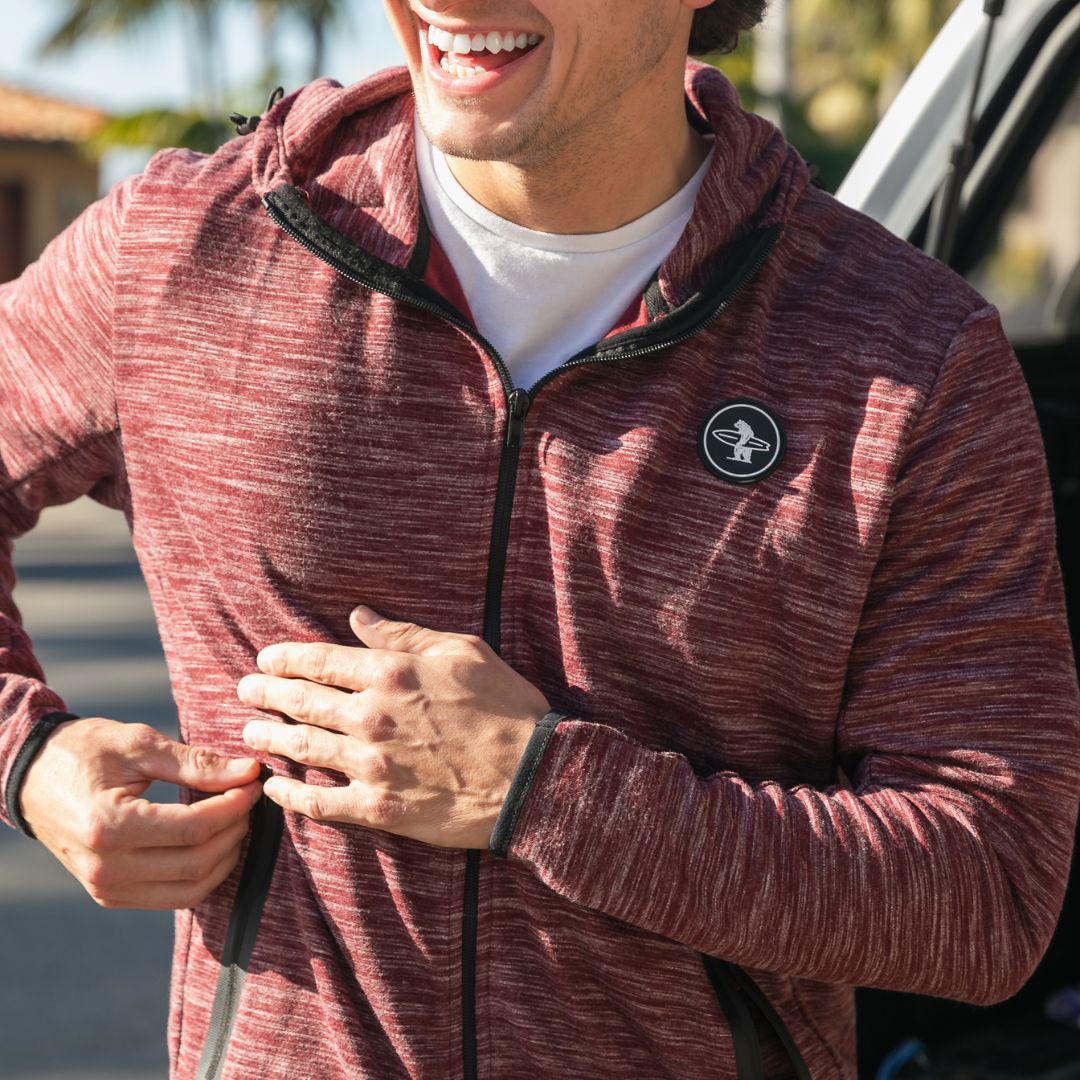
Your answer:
[2,0,1078,1076]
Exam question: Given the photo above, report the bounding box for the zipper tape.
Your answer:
[702,955,812,1080]
[260,182,800,1080]
[195,792,284,1080]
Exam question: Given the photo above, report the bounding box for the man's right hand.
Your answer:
[18,718,263,910]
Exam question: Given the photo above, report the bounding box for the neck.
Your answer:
[442,74,711,235]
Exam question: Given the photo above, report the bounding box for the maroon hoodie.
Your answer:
[2,61,1079,1079]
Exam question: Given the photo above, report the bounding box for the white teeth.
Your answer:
[439,56,483,77]
[428,23,542,60]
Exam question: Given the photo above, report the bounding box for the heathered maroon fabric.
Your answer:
[2,61,1079,1078]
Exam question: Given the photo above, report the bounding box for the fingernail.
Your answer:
[228,756,258,772]
[242,722,266,748]
[256,646,279,671]
[351,605,378,625]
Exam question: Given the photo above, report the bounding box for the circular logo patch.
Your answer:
[698,400,786,484]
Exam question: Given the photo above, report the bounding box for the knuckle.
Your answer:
[302,648,328,680]
[124,722,161,753]
[355,705,395,741]
[460,633,488,656]
[375,657,412,692]
[81,855,112,890]
[290,727,312,759]
[179,816,212,848]
[301,790,326,821]
[365,796,404,829]
[290,681,313,715]
[361,750,392,785]
[187,746,221,774]
[180,855,209,883]
[81,813,116,852]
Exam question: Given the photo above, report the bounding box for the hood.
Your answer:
[249,60,810,312]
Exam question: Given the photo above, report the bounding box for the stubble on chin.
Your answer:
[413,90,549,166]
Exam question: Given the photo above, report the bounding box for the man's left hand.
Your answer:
[236,607,550,849]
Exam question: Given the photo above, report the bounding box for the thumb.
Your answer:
[349,606,446,656]
[136,735,261,793]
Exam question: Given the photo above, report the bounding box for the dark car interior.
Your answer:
[857,3,1080,1075]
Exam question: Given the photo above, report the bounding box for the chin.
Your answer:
[417,105,536,165]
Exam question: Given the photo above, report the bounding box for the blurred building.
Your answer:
[0,83,106,283]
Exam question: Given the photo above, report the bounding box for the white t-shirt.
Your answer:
[414,117,715,391]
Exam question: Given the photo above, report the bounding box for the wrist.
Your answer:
[489,711,566,858]
[9,713,83,838]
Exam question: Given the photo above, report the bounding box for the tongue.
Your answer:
[447,45,533,72]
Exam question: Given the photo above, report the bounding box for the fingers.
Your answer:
[254,642,381,691]
[91,837,247,911]
[133,732,261,793]
[242,720,356,775]
[80,788,262,909]
[237,674,359,732]
[104,779,263,849]
[263,775,406,831]
[348,606,460,656]
[84,815,249,893]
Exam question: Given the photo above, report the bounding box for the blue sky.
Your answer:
[1,1,406,188]
[2,1,405,109]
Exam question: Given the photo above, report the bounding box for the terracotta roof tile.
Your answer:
[0,83,107,143]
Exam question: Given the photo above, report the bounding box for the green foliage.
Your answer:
[703,0,964,192]
[84,108,232,157]
[39,0,170,54]
[40,0,346,153]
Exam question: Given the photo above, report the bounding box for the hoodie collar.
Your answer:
[252,60,809,315]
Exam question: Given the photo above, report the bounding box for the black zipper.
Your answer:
[261,185,782,1080]
[195,792,284,1080]
[461,849,480,1078]
[482,388,531,650]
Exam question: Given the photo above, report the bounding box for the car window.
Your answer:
[963,70,1080,345]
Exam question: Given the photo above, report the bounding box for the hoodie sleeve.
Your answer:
[490,303,1080,1006]
[0,175,139,832]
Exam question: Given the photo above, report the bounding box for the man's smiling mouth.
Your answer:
[421,20,543,79]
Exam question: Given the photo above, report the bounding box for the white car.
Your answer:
[837,0,1080,1073]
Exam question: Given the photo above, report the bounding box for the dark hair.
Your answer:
[689,1,770,56]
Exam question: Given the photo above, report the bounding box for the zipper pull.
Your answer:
[505,389,531,449]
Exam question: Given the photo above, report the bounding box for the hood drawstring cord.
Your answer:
[229,86,285,136]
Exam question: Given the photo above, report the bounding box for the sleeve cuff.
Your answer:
[4,711,81,838]
[489,710,567,858]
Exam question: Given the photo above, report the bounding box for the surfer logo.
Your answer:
[697,400,786,484]
[721,418,769,463]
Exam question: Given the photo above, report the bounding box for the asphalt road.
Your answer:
[1,496,175,1080]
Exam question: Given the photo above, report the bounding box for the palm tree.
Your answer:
[40,0,226,115]
[39,0,349,155]
[276,0,347,83]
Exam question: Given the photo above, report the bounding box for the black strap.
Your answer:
[702,956,812,1080]
[702,955,765,1080]
[489,711,566,858]
[729,963,812,1080]
[5,711,82,837]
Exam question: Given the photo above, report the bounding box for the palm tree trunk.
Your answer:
[754,0,791,130]
[308,11,326,82]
